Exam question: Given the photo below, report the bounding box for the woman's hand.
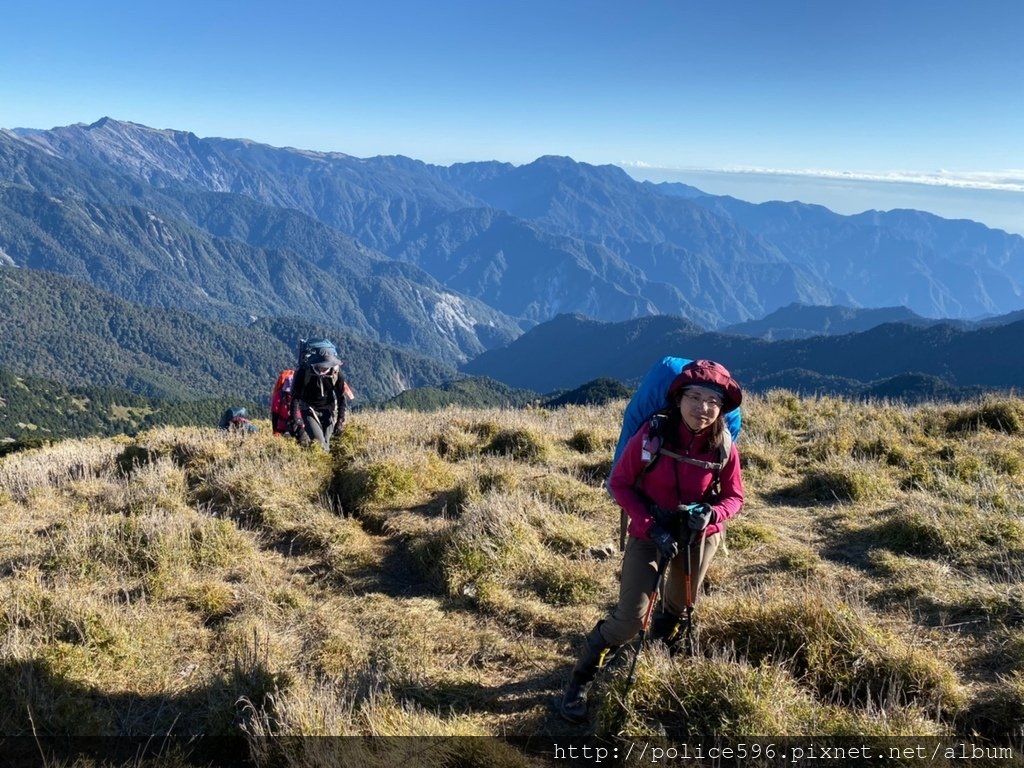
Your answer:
[647,523,679,561]
[685,502,716,531]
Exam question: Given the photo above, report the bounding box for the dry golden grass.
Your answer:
[1,393,1023,765]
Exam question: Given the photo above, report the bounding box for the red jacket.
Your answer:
[609,421,744,540]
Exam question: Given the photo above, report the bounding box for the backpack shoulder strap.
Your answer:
[618,413,667,550]
[658,428,730,471]
[646,428,733,499]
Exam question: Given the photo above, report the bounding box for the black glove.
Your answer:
[686,503,716,531]
[647,523,679,561]
[648,503,673,528]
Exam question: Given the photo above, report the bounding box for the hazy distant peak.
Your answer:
[530,154,578,166]
[528,154,636,180]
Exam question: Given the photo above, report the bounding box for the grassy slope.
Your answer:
[0,394,1022,766]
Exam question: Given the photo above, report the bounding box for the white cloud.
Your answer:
[619,162,1024,193]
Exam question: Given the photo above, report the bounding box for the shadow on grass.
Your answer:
[0,653,278,767]
[391,661,620,755]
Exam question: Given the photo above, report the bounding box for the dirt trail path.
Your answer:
[334,508,597,748]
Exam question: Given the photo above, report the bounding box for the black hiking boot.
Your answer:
[559,677,591,724]
[651,613,696,657]
[559,622,617,724]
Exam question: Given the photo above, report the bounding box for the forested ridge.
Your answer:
[0,267,459,433]
[0,367,263,449]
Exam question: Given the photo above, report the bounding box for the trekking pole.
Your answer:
[683,529,700,656]
[622,552,670,698]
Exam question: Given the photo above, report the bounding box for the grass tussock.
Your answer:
[482,427,552,463]
[566,428,613,454]
[599,654,945,740]
[946,398,1024,435]
[438,489,613,631]
[703,590,965,714]
[782,460,895,503]
[724,519,777,551]
[3,391,1024,760]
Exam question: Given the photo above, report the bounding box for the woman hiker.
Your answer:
[559,359,745,723]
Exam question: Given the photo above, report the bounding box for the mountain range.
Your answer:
[2,116,1023,422]
[7,119,1024,329]
[721,302,950,340]
[464,312,1024,398]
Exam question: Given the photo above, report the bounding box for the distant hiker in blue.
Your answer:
[218,406,258,433]
[290,349,348,451]
[559,359,745,724]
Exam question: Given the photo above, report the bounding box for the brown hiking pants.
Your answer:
[598,531,721,647]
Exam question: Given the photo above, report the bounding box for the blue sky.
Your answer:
[3,1,1023,233]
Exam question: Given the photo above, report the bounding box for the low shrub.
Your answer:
[566,429,608,454]
[704,592,964,714]
[783,464,893,503]
[482,428,551,463]
[947,400,1024,435]
[724,520,777,550]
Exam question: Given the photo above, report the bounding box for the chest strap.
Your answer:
[658,447,725,472]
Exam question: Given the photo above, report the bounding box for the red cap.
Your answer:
[667,359,742,413]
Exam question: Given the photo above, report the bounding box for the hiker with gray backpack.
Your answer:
[559,359,745,723]
[218,406,258,433]
[288,338,351,451]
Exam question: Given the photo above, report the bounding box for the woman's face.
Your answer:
[678,386,723,432]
